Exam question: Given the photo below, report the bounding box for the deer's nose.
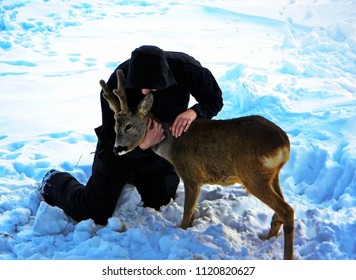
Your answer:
[113,145,128,156]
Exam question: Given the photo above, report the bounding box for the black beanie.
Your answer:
[126,45,177,89]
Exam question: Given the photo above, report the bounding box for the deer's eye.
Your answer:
[125,124,133,131]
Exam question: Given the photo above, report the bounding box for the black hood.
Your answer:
[125,45,177,90]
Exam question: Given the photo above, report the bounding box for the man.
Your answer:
[39,45,223,225]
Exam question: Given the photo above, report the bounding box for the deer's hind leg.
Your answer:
[243,173,294,260]
[266,175,285,239]
[266,213,283,239]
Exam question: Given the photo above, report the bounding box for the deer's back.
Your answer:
[174,115,289,152]
[170,115,290,184]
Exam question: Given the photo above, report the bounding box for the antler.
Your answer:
[113,69,130,114]
[99,79,120,116]
[99,69,130,116]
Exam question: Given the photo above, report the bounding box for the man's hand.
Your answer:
[139,118,165,150]
[170,109,197,138]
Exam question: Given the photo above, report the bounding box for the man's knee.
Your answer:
[139,171,179,210]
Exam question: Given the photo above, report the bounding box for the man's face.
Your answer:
[141,89,157,95]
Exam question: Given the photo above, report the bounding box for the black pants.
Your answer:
[42,137,179,225]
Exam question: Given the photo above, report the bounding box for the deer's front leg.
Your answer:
[180,183,201,230]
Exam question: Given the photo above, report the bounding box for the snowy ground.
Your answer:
[0,0,355,261]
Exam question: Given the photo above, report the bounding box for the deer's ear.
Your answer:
[137,93,153,117]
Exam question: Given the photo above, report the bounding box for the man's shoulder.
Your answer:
[165,51,202,68]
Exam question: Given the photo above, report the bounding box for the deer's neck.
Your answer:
[150,122,175,165]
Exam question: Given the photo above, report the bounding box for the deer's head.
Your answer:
[99,69,153,155]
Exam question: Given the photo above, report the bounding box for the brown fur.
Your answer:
[100,70,294,260]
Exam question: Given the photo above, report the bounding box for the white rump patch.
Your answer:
[262,147,289,169]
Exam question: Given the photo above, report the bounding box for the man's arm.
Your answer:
[188,66,223,119]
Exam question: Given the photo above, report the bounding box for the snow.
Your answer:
[0,0,355,262]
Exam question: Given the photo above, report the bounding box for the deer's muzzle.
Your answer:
[113,145,128,156]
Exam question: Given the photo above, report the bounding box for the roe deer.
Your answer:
[99,69,294,260]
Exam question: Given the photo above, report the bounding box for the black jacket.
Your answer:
[100,46,223,147]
